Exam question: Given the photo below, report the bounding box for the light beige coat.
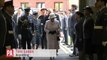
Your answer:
[44,19,60,49]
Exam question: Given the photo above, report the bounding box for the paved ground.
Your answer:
[27,43,79,60]
[32,49,78,60]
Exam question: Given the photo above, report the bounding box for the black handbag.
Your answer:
[49,31,56,34]
[57,36,60,41]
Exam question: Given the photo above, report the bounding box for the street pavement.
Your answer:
[30,43,79,60]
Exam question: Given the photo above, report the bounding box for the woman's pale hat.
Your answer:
[49,13,56,19]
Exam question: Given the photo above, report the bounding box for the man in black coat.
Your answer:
[83,6,94,60]
[18,7,33,49]
[93,0,107,60]
[68,4,78,57]
[18,7,33,60]
[2,1,17,50]
[38,8,48,49]
[0,0,7,56]
[74,11,84,60]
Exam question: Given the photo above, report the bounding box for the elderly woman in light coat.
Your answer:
[44,13,60,55]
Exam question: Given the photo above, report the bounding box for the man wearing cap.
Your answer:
[0,0,7,56]
[18,7,33,49]
[18,7,33,60]
[29,11,41,49]
[0,1,22,60]
[93,0,107,60]
[2,1,18,50]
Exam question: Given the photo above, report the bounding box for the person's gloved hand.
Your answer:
[49,31,54,34]
[102,41,107,47]
[52,31,57,34]
[18,34,22,40]
[49,31,56,34]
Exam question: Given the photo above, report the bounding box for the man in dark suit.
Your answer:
[0,0,7,56]
[61,12,68,45]
[13,8,23,48]
[93,0,107,60]
[38,8,48,49]
[83,6,94,60]
[74,11,84,60]
[68,4,78,57]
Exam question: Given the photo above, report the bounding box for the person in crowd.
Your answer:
[30,11,41,49]
[45,8,52,20]
[74,11,84,60]
[0,1,21,60]
[83,6,94,60]
[18,7,33,60]
[0,0,7,56]
[12,7,23,48]
[93,0,107,60]
[53,9,60,23]
[60,11,68,45]
[2,1,18,50]
[13,7,23,24]
[44,13,60,59]
[38,8,48,49]
[46,9,61,25]
[68,4,78,57]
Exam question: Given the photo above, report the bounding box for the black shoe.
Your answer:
[56,53,58,56]
[50,57,52,60]
[29,57,33,60]
[23,57,25,60]
[52,57,55,60]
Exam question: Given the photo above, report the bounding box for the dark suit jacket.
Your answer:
[0,9,6,47]
[0,9,7,55]
[93,7,107,45]
[83,16,94,54]
[68,13,77,36]
[83,16,94,40]
[12,13,20,39]
[38,15,48,36]
[18,13,33,40]
[75,18,84,51]
[2,10,17,48]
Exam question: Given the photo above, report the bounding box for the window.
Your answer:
[54,2,63,11]
[21,2,29,9]
[36,2,45,8]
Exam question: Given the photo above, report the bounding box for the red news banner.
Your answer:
[6,49,56,57]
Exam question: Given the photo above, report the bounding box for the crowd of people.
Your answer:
[0,0,107,60]
[68,0,107,60]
